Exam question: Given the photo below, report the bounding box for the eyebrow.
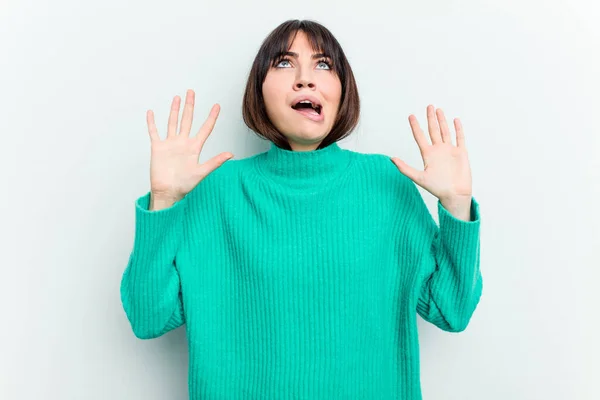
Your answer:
[276,51,330,59]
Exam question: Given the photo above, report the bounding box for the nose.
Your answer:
[295,79,315,89]
[294,70,315,90]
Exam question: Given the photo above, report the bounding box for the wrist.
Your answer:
[440,195,472,221]
[149,192,181,211]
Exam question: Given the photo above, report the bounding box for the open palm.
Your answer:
[148,90,233,202]
[391,105,472,203]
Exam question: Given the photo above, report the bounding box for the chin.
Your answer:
[292,127,329,140]
[280,129,326,146]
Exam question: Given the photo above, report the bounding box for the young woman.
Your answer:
[120,19,482,400]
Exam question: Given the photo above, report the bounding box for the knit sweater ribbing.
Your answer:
[120,141,483,399]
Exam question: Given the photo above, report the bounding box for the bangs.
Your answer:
[267,27,342,76]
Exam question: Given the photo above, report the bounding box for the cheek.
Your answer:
[262,78,286,112]
[320,76,342,106]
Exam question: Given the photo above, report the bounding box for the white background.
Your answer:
[1,0,598,399]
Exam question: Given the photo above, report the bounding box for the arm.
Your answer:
[407,182,482,333]
[119,191,188,339]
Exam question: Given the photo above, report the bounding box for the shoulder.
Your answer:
[205,154,255,181]
[345,147,415,195]
[346,148,429,225]
[184,154,255,204]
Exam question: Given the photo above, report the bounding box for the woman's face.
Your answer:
[262,31,342,151]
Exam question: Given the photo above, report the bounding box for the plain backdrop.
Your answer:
[1,0,598,399]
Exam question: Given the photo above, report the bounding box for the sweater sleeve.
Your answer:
[405,182,482,333]
[119,191,188,339]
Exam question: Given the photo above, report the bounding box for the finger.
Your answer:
[454,118,466,148]
[167,95,181,139]
[179,89,195,137]
[436,108,452,144]
[408,114,429,156]
[427,104,442,145]
[391,157,423,186]
[146,110,160,141]
[196,151,234,179]
[195,104,221,148]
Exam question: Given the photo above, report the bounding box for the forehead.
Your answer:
[288,30,320,52]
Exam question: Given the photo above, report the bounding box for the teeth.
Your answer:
[292,99,322,115]
[298,100,314,106]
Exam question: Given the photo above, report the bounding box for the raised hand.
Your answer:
[147,89,233,209]
[391,105,472,206]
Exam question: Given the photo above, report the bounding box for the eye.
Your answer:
[275,58,292,68]
[317,59,332,70]
[273,57,333,70]
[274,58,290,68]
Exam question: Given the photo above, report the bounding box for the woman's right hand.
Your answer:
[146,89,233,209]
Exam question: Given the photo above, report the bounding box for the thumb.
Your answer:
[197,152,234,178]
[391,157,421,184]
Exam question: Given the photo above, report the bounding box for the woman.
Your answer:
[120,19,482,400]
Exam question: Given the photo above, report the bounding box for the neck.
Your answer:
[255,141,353,191]
[288,140,321,152]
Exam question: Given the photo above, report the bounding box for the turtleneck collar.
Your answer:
[255,141,354,191]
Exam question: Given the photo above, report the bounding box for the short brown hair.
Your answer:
[242,19,360,150]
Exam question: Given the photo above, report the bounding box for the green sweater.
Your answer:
[120,141,482,399]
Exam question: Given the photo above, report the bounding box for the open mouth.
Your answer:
[291,100,322,115]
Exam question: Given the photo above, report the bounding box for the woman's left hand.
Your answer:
[391,105,473,206]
